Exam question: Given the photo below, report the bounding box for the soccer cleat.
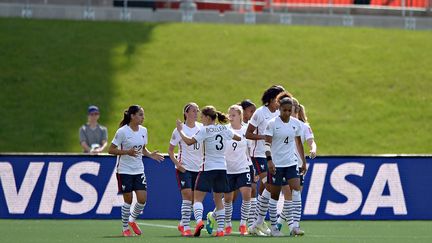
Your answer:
[270,227,284,237]
[194,221,204,237]
[205,212,216,234]
[239,225,248,235]
[216,231,224,237]
[248,225,266,236]
[177,224,184,233]
[122,229,132,237]
[290,227,305,237]
[182,229,192,237]
[276,223,282,231]
[128,221,142,235]
[256,222,271,236]
[225,226,232,235]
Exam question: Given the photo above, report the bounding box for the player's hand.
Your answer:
[176,163,186,173]
[176,119,183,131]
[150,150,164,163]
[309,149,316,159]
[126,148,138,157]
[268,161,276,175]
[300,163,307,176]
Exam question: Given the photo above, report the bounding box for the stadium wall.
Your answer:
[1,154,431,220]
[1,3,432,30]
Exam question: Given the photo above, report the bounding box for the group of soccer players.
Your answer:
[109,85,317,237]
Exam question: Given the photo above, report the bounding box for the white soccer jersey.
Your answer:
[265,116,302,168]
[193,124,234,171]
[112,125,148,175]
[249,106,280,158]
[225,125,250,174]
[170,122,203,172]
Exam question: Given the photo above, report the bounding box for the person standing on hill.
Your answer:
[108,105,164,237]
[79,105,108,154]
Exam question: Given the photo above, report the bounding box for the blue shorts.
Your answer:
[227,172,252,192]
[267,165,299,186]
[251,157,268,175]
[300,174,304,186]
[116,173,147,193]
[195,170,228,193]
[176,170,199,190]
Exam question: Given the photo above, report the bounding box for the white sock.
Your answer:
[193,202,204,223]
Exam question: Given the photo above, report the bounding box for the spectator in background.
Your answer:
[79,105,108,153]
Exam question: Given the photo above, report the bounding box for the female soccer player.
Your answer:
[175,106,241,237]
[246,85,286,235]
[168,102,202,237]
[249,96,306,237]
[223,105,252,235]
[239,99,259,229]
[108,105,164,237]
[277,101,316,233]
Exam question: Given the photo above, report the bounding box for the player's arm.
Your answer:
[176,119,198,145]
[232,134,241,141]
[143,145,164,163]
[245,123,265,141]
[265,135,276,175]
[296,136,307,175]
[306,138,317,159]
[108,143,137,157]
[168,144,186,172]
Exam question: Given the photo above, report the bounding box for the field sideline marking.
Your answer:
[137,222,432,239]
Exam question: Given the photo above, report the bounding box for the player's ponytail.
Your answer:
[298,104,308,123]
[119,105,141,127]
[216,111,228,124]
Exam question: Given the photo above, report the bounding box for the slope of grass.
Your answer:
[0,18,431,154]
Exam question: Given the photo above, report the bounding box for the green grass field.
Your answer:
[0,18,431,154]
[1,219,431,243]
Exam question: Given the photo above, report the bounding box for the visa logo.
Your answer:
[304,162,407,216]
[0,161,123,215]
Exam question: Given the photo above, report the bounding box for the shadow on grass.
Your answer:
[0,18,157,152]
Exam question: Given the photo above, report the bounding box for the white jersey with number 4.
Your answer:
[265,116,302,168]
[225,125,250,174]
[193,124,234,171]
[170,122,203,172]
[249,106,280,158]
[112,125,148,175]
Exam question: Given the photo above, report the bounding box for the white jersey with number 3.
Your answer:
[249,106,279,158]
[112,125,148,175]
[225,125,250,174]
[265,117,302,168]
[170,122,203,172]
[193,124,234,171]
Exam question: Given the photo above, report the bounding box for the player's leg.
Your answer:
[287,166,304,236]
[277,185,293,231]
[117,174,133,237]
[238,175,252,235]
